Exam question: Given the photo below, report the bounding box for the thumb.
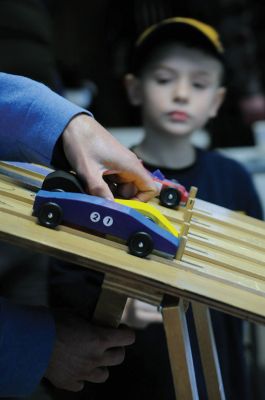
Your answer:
[82,173,114,200]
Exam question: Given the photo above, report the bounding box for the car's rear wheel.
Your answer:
[38,202,63,228]
[159,187,181,208]
[42,170,84,193]
[128,231,154,258]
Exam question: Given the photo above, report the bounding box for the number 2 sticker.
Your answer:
[90,212,100,222]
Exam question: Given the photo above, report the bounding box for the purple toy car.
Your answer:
[33,190,179,258]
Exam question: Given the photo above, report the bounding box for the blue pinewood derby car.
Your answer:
[33,189,179,259]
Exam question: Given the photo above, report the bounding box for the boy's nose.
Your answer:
[172,79,190,102]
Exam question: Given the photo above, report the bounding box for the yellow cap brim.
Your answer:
[136,17,224,54]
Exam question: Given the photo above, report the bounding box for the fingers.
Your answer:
[85,367,109,383]
[84,177,114,200]
[66,347,127,386]
[135,188,159,202]
[98,326,135,349]
[102,347,126,366]
[115,182,138,199]
[125,156,159,201]
[80,347,126,384]
[131,173,159,202]
[77,165,115,200]
[104,169,158,201]
[56,380,85,392]
[62,116,158,202]
[119,172,158,202]
[46,313,135,392]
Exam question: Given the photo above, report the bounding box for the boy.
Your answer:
[99,17,263,400]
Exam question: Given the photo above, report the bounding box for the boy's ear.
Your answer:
[209,87,226,118]
[124,74,142,106]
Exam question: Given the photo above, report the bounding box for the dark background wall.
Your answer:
[2,0,264,146]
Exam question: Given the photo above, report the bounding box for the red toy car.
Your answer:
[151,169,189,208]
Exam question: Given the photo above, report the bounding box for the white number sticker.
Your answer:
[103,216,113,227]
[90,212,101,222]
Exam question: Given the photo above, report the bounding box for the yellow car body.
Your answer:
[115,199,179,238]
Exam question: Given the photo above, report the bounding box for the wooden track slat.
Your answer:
[151,199,265,254]
[188,231,265,266]
[0,161,51,182]
[195,198,265,228]
[180,254,265,297]
[188,206,265,243]
[185,240,265,278]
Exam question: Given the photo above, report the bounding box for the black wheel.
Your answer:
[38,202,63,228]
[128,231,154,258]
[41,170,84,193]
[159,187,181,208]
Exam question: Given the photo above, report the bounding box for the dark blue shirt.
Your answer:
[144,147,262,218]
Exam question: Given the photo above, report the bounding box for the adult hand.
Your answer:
[44,312,135,392]
[62,114,158,201]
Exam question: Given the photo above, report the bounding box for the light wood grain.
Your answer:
[192,302,225,400]
[162,300,199,400]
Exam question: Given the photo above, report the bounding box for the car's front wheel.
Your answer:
[38,202,63,228]
[128,231,154,258]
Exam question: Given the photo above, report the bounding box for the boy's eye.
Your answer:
[193,81,208,89]
[153,74,172,84]
[155,77,172,84]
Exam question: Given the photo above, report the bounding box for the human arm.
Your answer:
[0,73,157,201]
[0,73,87,165]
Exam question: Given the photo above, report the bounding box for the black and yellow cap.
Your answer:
[132,17,224,73]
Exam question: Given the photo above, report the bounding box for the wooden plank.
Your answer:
[192,302,226,400]
[162,299,199,400]
[184,242,265,281]
[194,198,265,229]
[93,286,128,328]
[0,161,51,181]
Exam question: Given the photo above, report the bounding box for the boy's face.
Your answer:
[126,44,225,137]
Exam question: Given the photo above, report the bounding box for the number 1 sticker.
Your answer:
[103,216,113,227]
